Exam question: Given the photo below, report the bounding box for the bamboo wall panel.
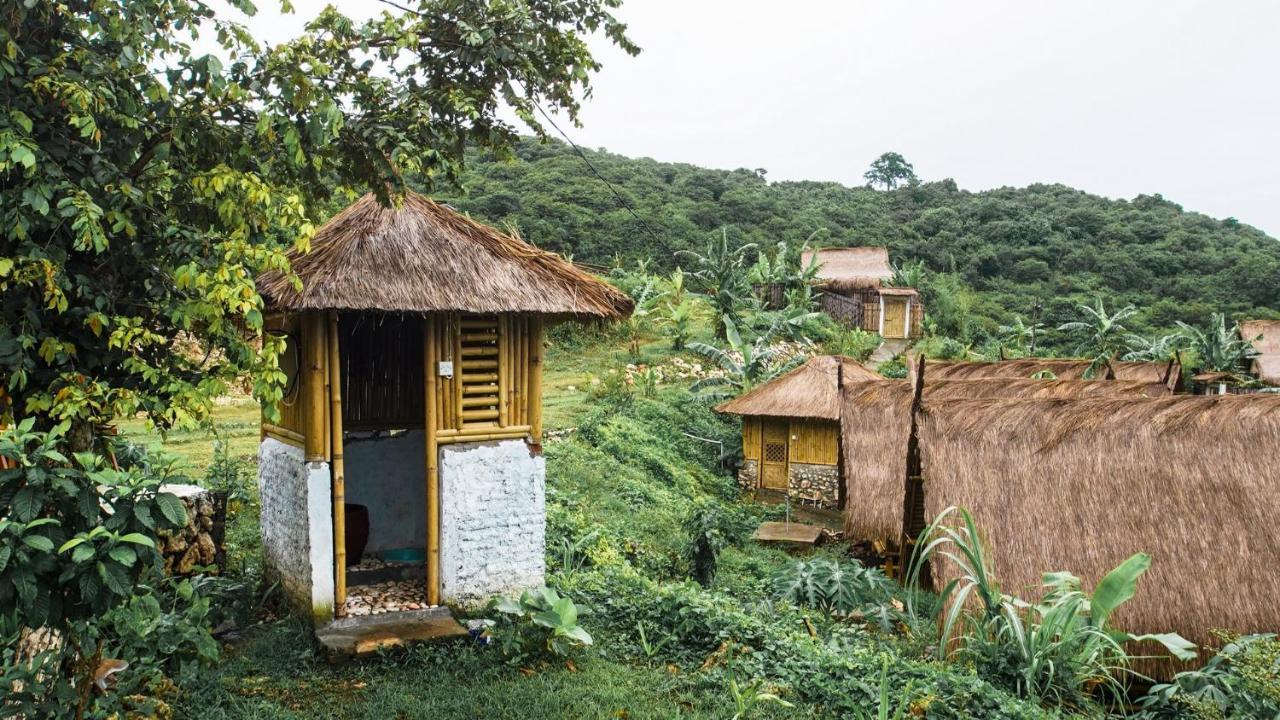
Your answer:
[788,419,839,465]
[339,313,425,430]
[742,418,761,460]
[265,314,306,435]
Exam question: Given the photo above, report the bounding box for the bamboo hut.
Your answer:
[917,357,1183,392]
[916,394,1280,678]
[1241,319,1280,386]
[716,355,880,509]
[255,192,631,626]
[800,247,923,339]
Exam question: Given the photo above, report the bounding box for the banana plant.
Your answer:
[688,319,804,401]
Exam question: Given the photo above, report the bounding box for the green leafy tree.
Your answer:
[679,229,756,339]
[864,152,918,190]
[998,315,1046,356]
[687,319,803,400]
[1058,299,1140,375]
[1,0,635,438]
[1176,313,1260,373]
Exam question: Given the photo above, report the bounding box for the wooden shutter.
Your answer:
[458,315,501,428]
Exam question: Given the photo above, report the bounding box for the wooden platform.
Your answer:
[751,521,824,545]
[316,606,469,657]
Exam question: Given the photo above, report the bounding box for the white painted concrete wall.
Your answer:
[439,440,546,605]
[258,438,334,624]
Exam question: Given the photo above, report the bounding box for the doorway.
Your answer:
[760,420,789,490]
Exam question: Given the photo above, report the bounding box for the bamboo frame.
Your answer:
[262,423,305,446]
[497,314,510,427]
[424,315,441,606]
[328,311,347,615]
[528,317,544,444]
[302,312,328,461]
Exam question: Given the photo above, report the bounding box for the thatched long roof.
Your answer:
[800,247,894,292]
[1242,319,1280,386]
[838,376,1175,542]
[258,192,633,318]
[715,355,881,420]
[917,394,1280,678]
[919,358,1180,388]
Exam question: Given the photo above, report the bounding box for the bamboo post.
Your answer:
[328,312,347,614]
[424,315,441,606]
[528,316,544,444]
[452,313,464,430]
[302,312,327,462]
[497,314,510,427]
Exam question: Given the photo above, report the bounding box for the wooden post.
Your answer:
[497,314,510,427]
[528,316,544,444]
[302,312,327,462]
[328,312,347,615]
[424,315,441,606]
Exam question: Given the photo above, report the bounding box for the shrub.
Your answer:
[913,335,969,360]
[489,587,593,665]
[877,357,908,378]
[825,326,883,362]
[1138,633,1280,719]
[770,557,900,629]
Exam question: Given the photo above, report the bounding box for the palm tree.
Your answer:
[687,319,804,401]
[679,229,756,339]
[1121,332,1184,362]
[997,315,1045,356]
[1057,299,1139,376]
[1176,313,1259,373]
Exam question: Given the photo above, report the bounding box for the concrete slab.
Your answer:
[316,606,469,657]
[752,521,824,545]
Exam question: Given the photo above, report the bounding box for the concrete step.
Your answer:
[317,606,469,657]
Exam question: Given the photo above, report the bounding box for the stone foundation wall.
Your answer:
[258,439,334,624]
[788,462,840,509]
[738,459,759,492]
[157,483,225,574]
[439,439,545,605]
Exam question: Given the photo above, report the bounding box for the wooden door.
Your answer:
[882,297,907,339]
[760,420,789,490]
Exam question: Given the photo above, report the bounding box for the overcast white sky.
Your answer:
[214,0,1280,236]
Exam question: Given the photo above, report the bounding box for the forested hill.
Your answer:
[438,138,1280,339]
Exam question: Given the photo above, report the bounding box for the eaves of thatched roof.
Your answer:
[800,247,894,293]
[258,192,633,318]
[715,355,880,421]
[920,358,1180,388]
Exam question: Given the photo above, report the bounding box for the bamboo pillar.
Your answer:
[302,312,327,462]
[328,312,347,615]
[528,317,544,444]
[497,314,510,427]
[424,315,441,606]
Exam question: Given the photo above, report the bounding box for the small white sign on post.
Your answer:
[438,360,454,378]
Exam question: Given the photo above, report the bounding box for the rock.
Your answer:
[196,533,217,565]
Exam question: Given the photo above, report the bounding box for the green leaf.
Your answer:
[118,533,156,548]
[1090,553,1150,627]
[1130,632,1198,662]
[155,493,188,528]
[107,545,137,566]
[22,534,54,552]
[11,486,41,521]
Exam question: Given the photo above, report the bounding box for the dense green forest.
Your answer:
[439,139,1280,349]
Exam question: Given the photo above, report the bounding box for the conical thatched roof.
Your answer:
[837,376,1173,543]
[799,247,894,292]
[715,355,881,420]
[1241,319,1280,385]
[917,394,1280,679]
[258,192,634,318]
[919,358,1181,389]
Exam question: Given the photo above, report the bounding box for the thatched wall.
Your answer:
[916,394,1280,678]
[1242,319,1280,386]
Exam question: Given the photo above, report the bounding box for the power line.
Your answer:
[529,101,676,258]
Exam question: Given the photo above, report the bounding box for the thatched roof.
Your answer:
[715,355,881,420]
[258,192,634,318]
[838,376,1175,542]
[800,247,894,292]
[1242,319,1280,386]
[919,358,1181,389]
[917,394,1280,678]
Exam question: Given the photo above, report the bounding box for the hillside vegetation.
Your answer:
[440,139,1280,347]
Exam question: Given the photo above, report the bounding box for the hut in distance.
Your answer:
[801,247,923,340]
[1241,319,1280,387]
[715,355,880,510]
[255,191,632,626]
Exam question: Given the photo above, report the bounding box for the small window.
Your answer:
[764,442,787,463]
